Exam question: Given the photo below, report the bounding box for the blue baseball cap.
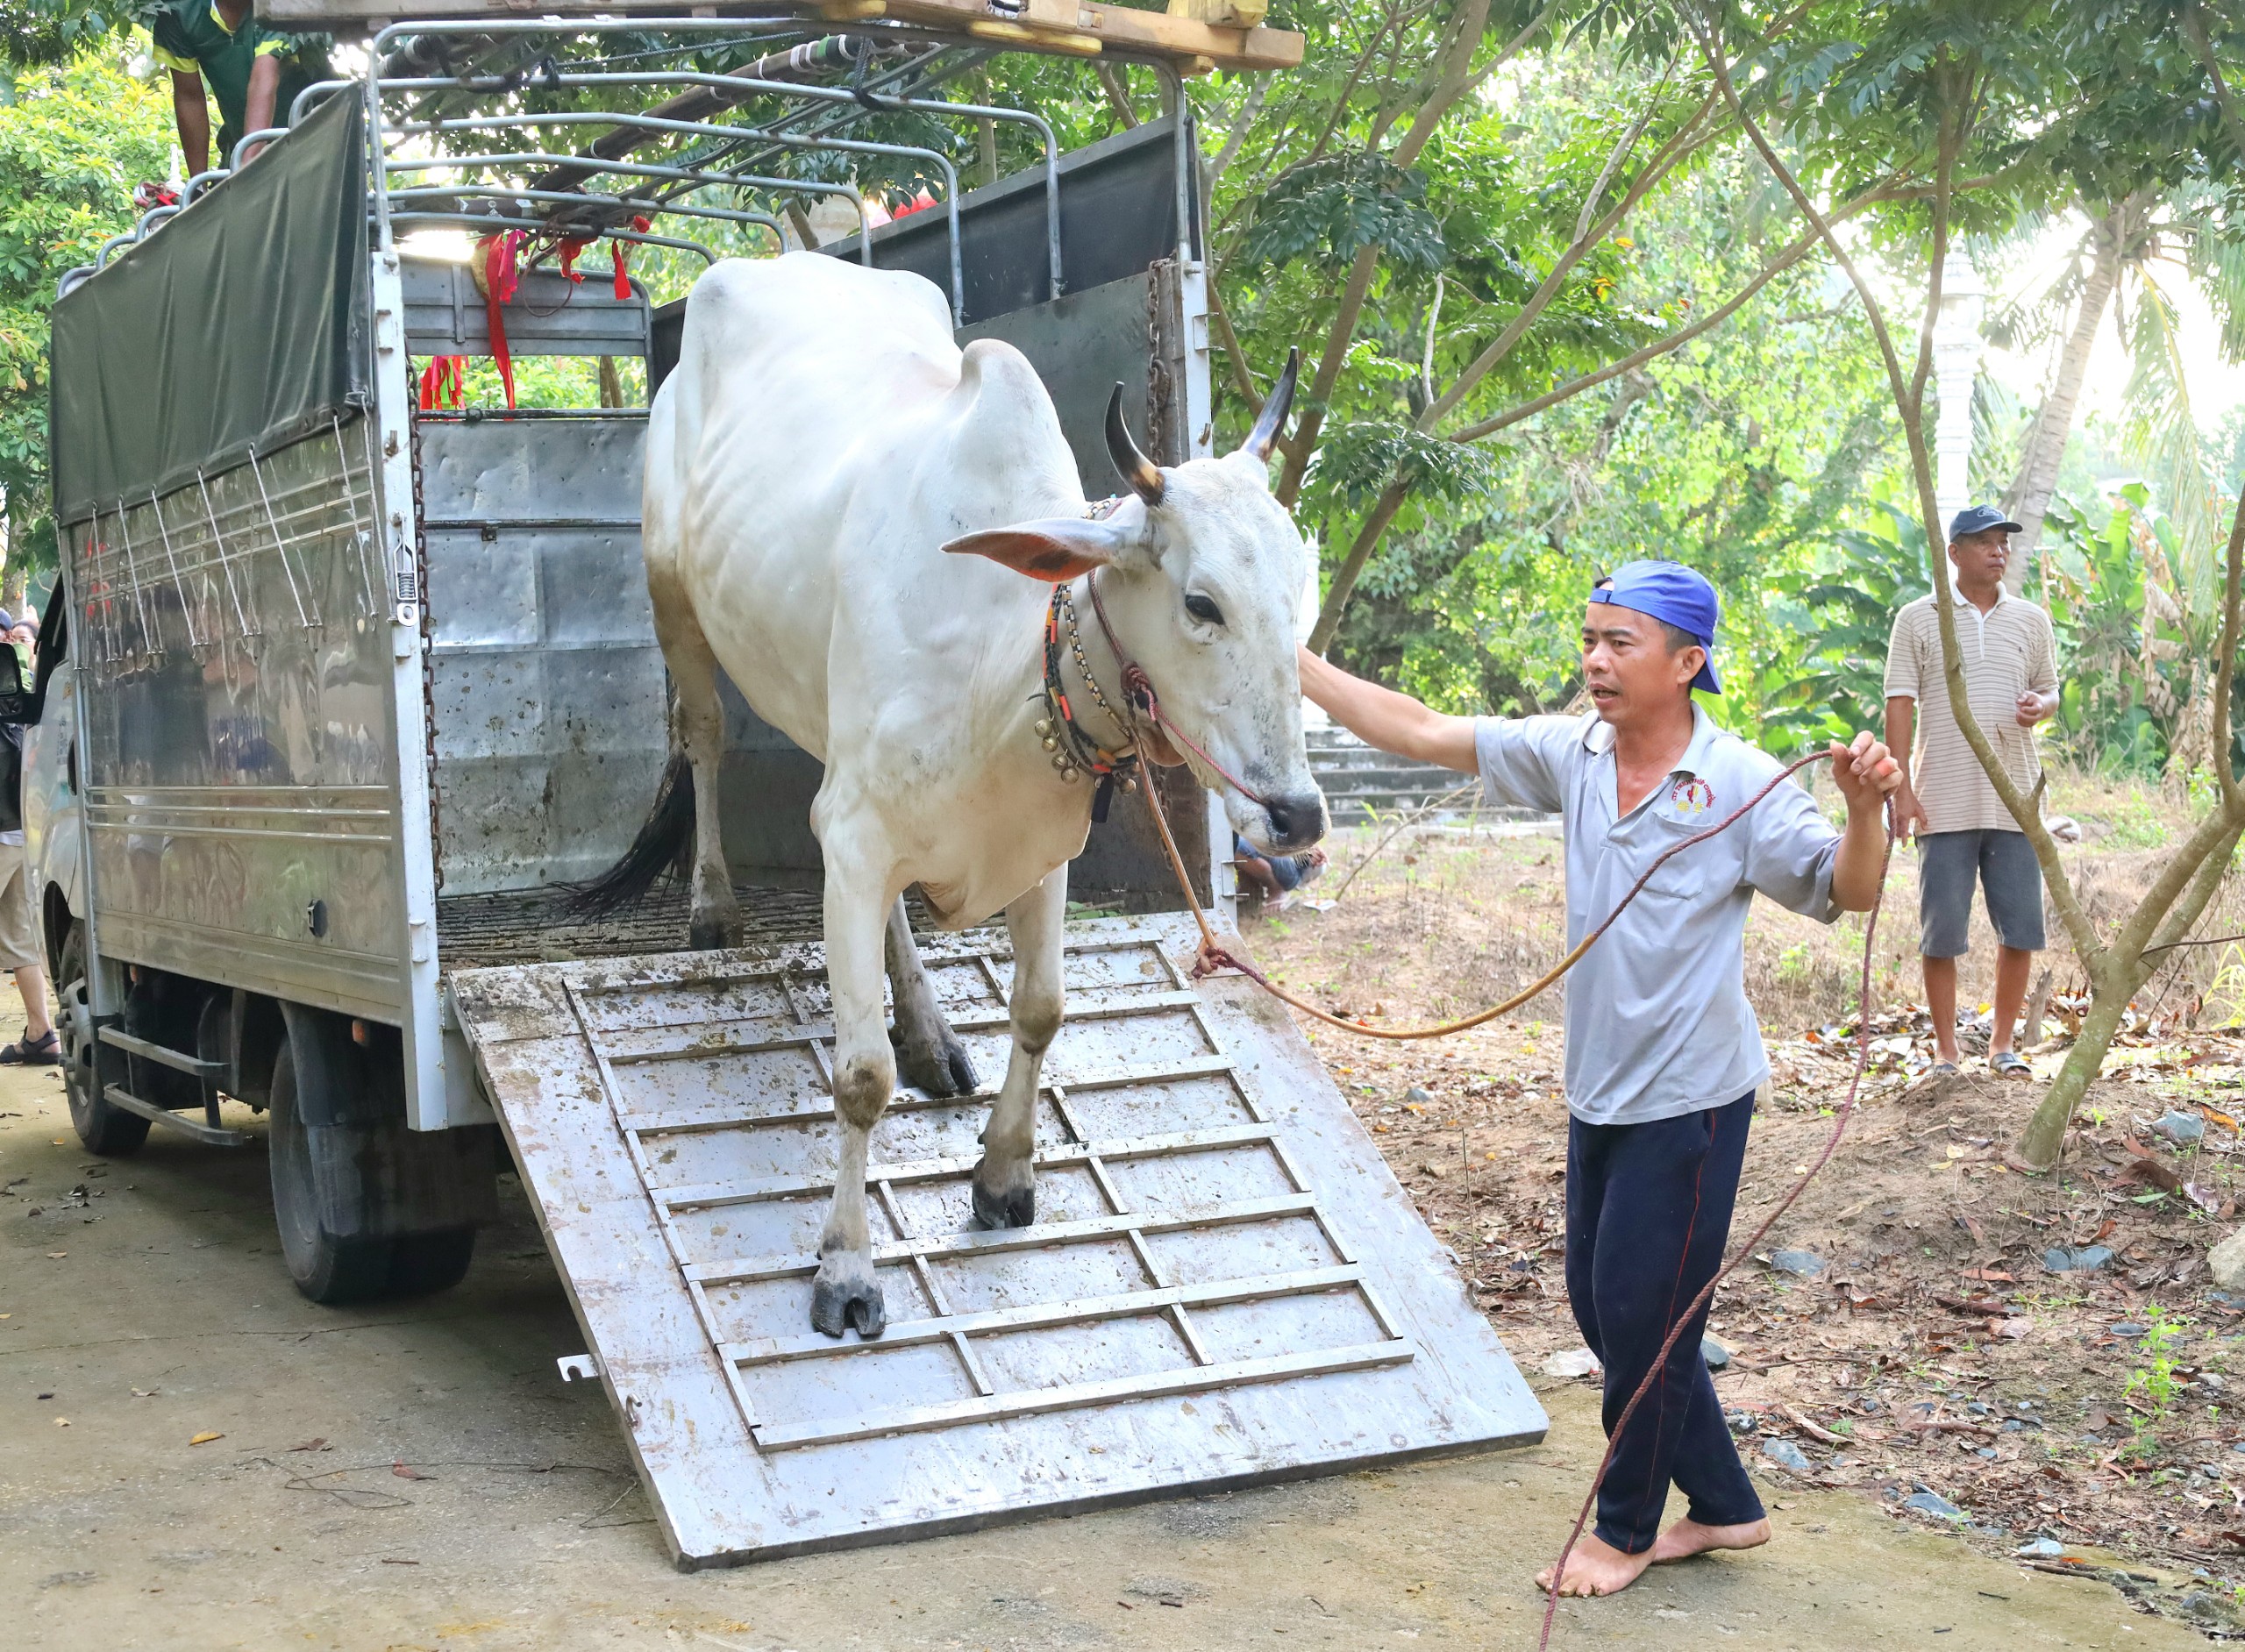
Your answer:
[1588,559,1721,694]
[1949,503,2024,541]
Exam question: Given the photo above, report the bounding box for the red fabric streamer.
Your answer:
[417,355,466,411]
[611,216,652,300]
[475,231,524,409]
[557,234,595,283]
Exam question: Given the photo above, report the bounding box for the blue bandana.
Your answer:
[1588,560,1721,694]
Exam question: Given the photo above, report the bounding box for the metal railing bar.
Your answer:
[388,111,961,317]
[384,185,797,246]
[246,448,314,628]
[383,144,870,250]
[229,126,289,171]
[110,502,155,657]
[371,15,870,53]
[146,488,201,650]
[367,71,1061,296]
[195,469,256,636]
[390,211,722,262]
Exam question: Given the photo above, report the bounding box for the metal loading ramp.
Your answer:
[448,913,1545,1567]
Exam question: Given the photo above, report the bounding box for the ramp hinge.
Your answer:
[557,1353,602,1383]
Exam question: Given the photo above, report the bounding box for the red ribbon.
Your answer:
[611,216,652,300]
[557,233,595,282]
[476,231,524,409]
[417,355,466,411]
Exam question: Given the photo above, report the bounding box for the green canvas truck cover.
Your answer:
[51,90,369,523]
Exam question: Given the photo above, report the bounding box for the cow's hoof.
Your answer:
[971,1178,1035,1230]
[893,1023,979,1098]
[688,913,739,951]
[809,1256,885,1338]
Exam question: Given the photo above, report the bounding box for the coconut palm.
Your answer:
[1992,182,2245,589]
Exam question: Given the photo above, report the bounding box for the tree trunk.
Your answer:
[1306,478,1411,653]
[2002,197,2129,589]
[1,508,23,616]
[2013,973,2135,1167]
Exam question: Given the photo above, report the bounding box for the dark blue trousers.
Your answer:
[1564,1091,1764,1554]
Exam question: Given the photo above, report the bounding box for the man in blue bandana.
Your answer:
[1299,560,1900,1599]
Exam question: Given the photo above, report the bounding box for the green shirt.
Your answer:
[152,1,332,165]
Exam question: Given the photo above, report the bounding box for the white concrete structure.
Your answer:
[1932,247,1988,535]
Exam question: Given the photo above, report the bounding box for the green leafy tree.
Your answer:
[1694,0,2245,1168]
[0,51,168,603]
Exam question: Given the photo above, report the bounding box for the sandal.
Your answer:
[0,1027,58,1065]
[1990,1050,2031,1079]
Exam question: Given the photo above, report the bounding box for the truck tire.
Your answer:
[267,1008,489,1306]
[57,921,149,1156]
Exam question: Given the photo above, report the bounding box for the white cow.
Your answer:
[592,252,1323,1337]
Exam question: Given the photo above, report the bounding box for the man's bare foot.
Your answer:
[1534,1531,1655,1598]
[1649,1515,1771,1564]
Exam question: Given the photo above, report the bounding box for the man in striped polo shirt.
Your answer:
[1884,505,2061,1079]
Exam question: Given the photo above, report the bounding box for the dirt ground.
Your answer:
[0,1026,2224,1648]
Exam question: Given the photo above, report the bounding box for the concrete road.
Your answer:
[0,1064,2202,1650]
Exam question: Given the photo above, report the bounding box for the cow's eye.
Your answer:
[1184,593,1225,626]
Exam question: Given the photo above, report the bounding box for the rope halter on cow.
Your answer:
[1037,574,1141,822]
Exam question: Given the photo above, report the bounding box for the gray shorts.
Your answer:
[1918,829,2044,957]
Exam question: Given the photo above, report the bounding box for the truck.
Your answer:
[27,11,1539,1567]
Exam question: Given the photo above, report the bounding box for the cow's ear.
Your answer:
[943,516,1141,582]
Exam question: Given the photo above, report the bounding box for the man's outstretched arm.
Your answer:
[1297,647,1478,774]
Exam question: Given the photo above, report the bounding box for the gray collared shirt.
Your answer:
[1475,707,1842,1127]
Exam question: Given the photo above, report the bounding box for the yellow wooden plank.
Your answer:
[866,0,1302,70]
[254,0,1306,72]
[1166,0,1269,28]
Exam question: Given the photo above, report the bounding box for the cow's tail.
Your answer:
[567,751,695,916]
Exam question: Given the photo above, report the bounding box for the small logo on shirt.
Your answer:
[1670,777,1714,815]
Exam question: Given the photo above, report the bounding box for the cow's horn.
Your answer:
[1105,383,1165,506]
[1240,347,1301,464]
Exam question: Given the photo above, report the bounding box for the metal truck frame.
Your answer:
[32,14,1543,1563]
[33,17,1233,1300]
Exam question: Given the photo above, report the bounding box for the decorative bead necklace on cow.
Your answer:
[1037,574,1141,824]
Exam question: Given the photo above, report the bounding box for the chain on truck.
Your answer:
[28,2,1550,1568]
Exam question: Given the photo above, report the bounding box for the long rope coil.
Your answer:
[1144,745,1839,1035]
